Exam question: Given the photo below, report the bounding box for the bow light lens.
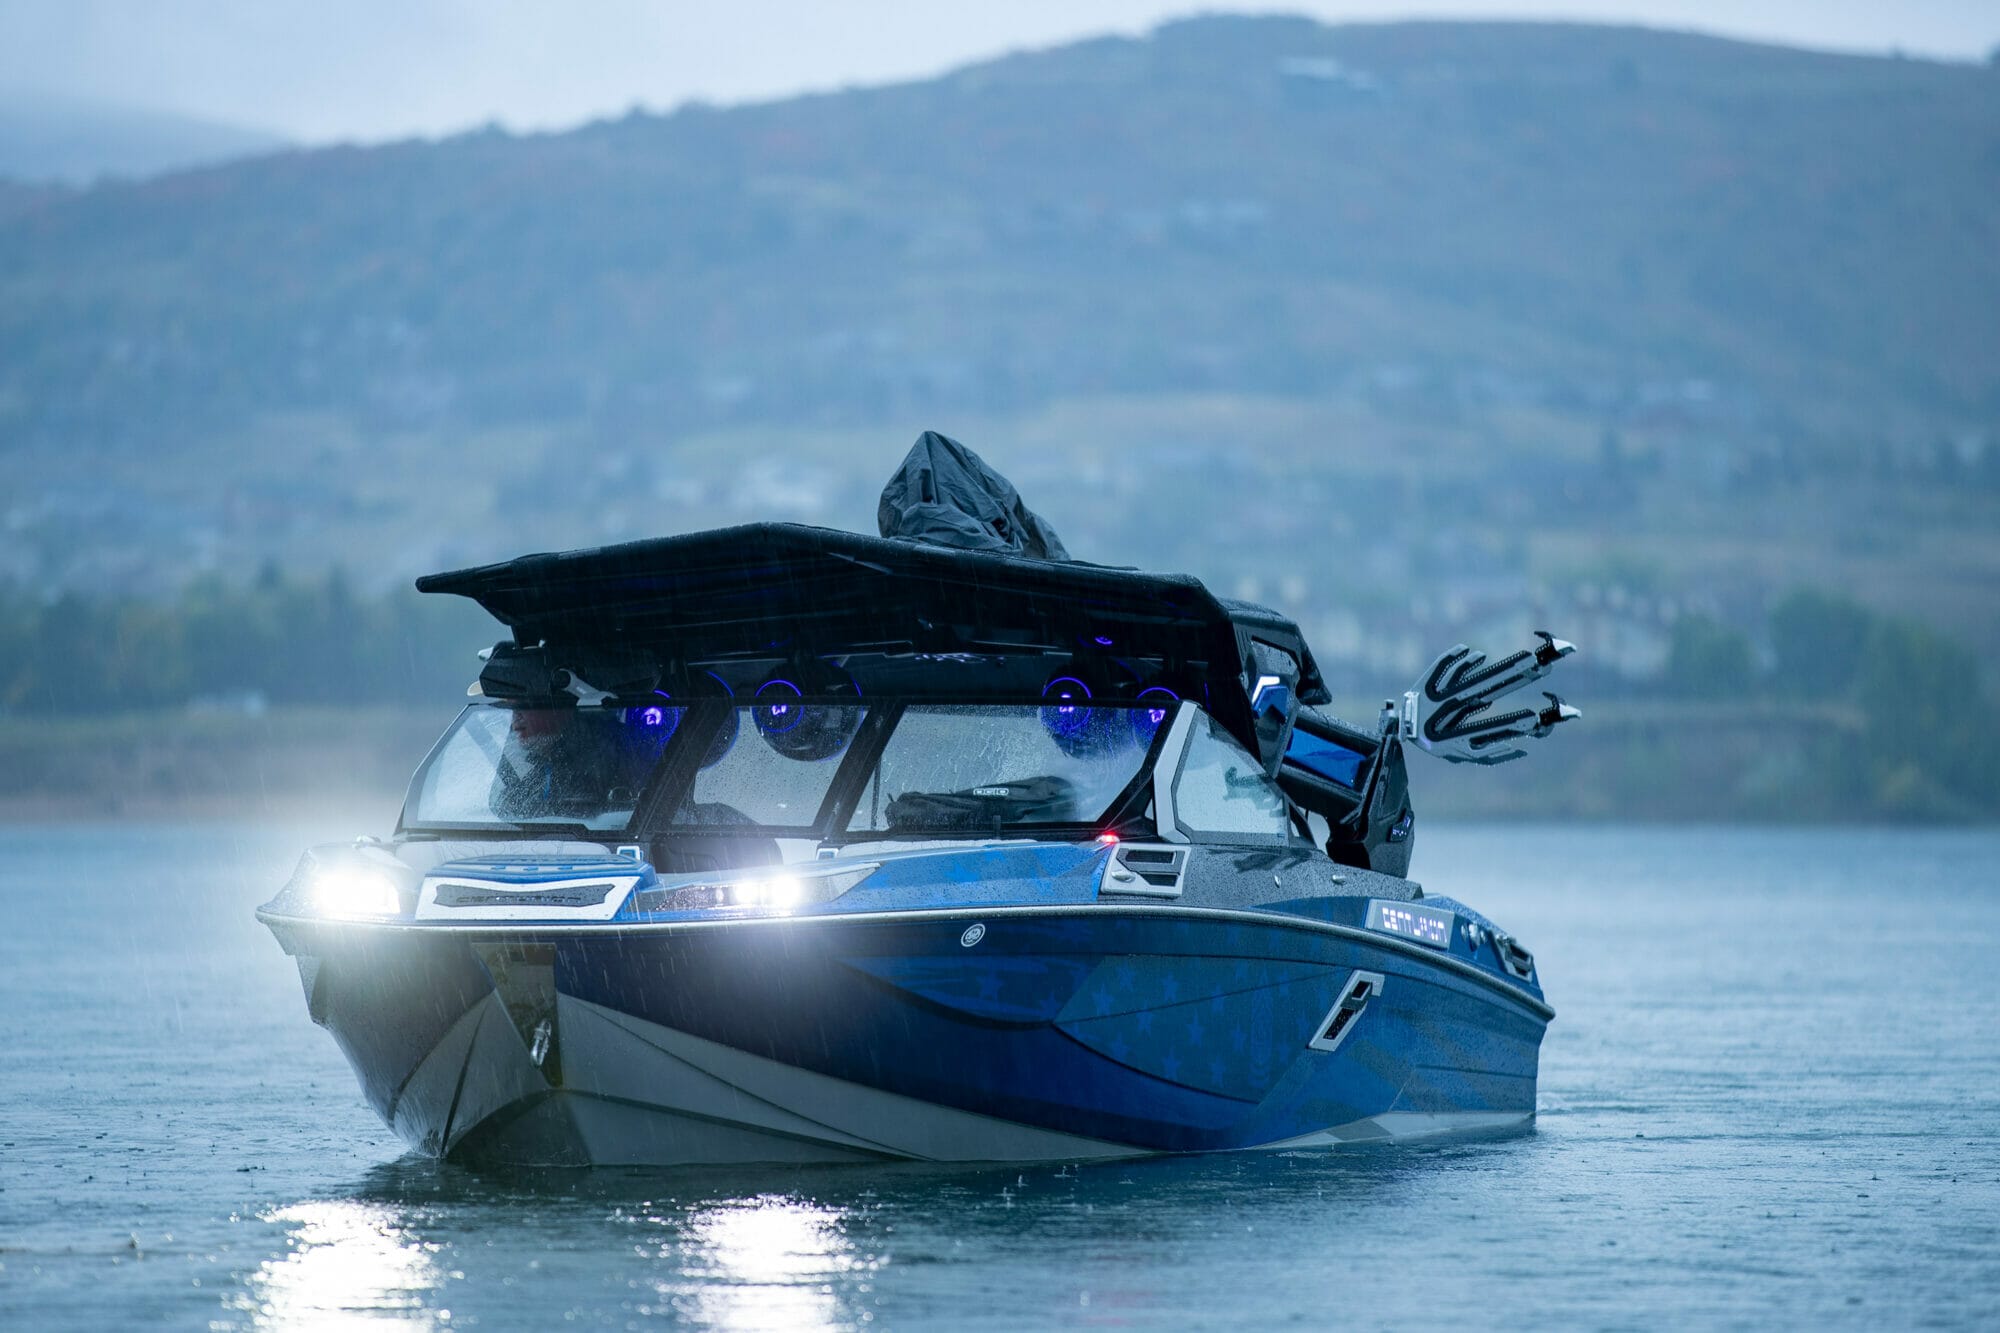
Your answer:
[309,864,403,918]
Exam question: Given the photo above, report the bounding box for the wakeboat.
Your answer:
[258,435,1577,1166]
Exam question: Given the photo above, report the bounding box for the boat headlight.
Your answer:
[725,864,876,911]
[307,863,404,919]
[628,863,878,915]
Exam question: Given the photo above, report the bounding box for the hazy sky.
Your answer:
[2,0,1995,143]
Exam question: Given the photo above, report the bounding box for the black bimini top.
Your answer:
[417,523,1328,725]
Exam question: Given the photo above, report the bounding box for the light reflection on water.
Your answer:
[228,1190,869,1330]
[238,1201,446,1329]
[216,1161,901,1331]
[664,1196,868,1329]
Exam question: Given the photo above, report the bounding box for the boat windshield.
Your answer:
[669,699,870,830]
[846,703,1161,834]
[404,698,1167,835]
[407,702,685,832]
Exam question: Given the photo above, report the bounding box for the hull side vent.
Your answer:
[1495,935,1536,981]
[1309,970,1385,1054]
[1100,845,1186,898]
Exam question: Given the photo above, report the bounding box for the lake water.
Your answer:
[2,821,1996,1329]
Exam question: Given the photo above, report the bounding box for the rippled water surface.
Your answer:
[2,821,1996,1329]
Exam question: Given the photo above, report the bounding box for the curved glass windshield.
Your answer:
[405,698,1163,836]
[848,704,1157,834]
[674,701,867,829]
[408,703,682,831]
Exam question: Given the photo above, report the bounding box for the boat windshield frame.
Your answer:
[398,695,1182,842]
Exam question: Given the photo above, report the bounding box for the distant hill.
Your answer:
[0,18,1996,683]
[2,18,1995,452]
[0,91,284,184]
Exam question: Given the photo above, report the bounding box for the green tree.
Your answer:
[1769,588,1873,699]
[1856,617,1999,814]
[1666,614,1754,698]
[0,588,31,711]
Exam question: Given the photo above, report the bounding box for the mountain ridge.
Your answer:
[0,90,284,185]
[4,16,1995,451]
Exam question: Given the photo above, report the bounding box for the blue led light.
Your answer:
[754,678,805,734]
[1041,676,1092,731]
[621,694,683,763]
[750,672,863,761]
[1130,685,1179,744]
[624,698,680,739]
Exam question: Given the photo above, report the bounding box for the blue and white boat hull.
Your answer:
[264,898,1550,1167]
